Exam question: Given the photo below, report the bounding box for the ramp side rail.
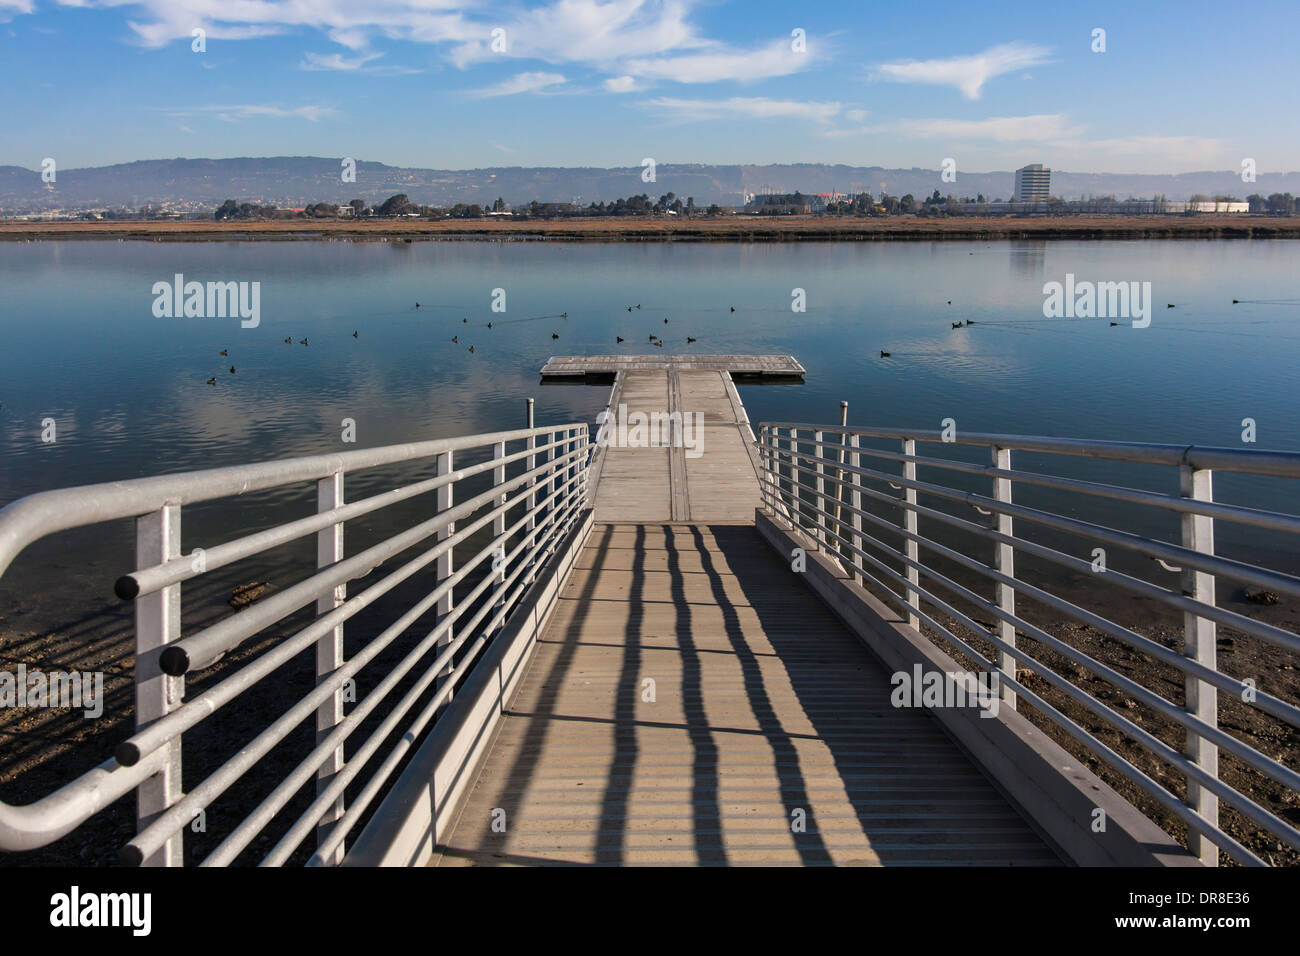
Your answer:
[0,422,589,865]
[758,421,1300,867]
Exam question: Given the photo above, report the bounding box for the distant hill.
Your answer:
[2,157,1297,214]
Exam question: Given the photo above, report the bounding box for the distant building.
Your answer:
[1014,164,1051,202]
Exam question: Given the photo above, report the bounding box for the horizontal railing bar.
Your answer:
[201,486,584,867]
[270,496,584,866]
[765,498,1265,865]
[307,498,587,866]
[777,449,1300,628]
[116,466,583,767]
[0,423,586,579]
[158,445,586,675]
[122,471,586,863]
[777,454,1300,655]
[776,468,1300,731]
[766,492,1285,861]
[773,433,1300,537]
[120,434,575,599]
[760,423,1300,477]
[0,749,169,853]
[793,489,1300,794]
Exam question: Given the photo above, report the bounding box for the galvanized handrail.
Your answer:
[0,417,590,865]
[758,421,1300,867]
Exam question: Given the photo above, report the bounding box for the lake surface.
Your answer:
[1,238,1298,582]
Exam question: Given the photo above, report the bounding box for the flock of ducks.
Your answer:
[205,329,358,385]
[203,292,1204,382]
[447,302,733,355]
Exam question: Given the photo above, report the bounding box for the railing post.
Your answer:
[525,400,536,585]
[850,433,862,583]
[493,439,507,618]
[435,449,455,707]
[1180,463,1219,866]
[903,438,920,630]
[314,470,346,864]
[134,503,183,866]
[992,446,1016,710]
[787,427,799,524]
[834,402,848,561]
[814,429,825,548]
[761,426,771,511]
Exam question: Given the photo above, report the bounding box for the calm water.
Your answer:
[1,238,1298,582]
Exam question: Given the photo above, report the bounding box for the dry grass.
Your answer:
[3,215,1300,242]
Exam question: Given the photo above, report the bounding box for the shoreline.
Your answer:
[3,215,1300,242]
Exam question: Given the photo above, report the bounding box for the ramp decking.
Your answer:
[434,523,1059,865]
[423,354,1058,866]
[588,363,764,523]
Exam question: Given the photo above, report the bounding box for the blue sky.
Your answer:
[2,0,1296,174]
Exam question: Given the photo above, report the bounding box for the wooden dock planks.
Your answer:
[541,354,805,378]
[589,366,764,523]
[433,523,1060,866]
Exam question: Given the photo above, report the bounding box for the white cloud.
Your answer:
[899,113,1077,142]
[874,42,1051,99]
[301,51,384,71]
[623,38,811,84]
[647,96,842,123]
[450,0,706,68]
[167,104,338,122]
[604,75,639,93]
[471,71,567,97]
[73,1,817,86]
[1071,135,1229,168]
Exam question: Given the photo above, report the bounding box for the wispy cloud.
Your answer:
[623,38,813,84]
[166,104,339,123]
[470,71,567,98]
[874,42,1051,99]
[604,75,639,93]
[75,1,818,87]
[647,96,842,123]
[899,113,1077,142]
[301,51,384,71]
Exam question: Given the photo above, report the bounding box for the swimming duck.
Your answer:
[206,377,216,385]
[880,350,890,357]
[616,336,624,343]
[229,366,236,374]
[219,349,228,356]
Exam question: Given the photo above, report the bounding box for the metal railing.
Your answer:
[758,420,1300,867]
[0,415,589,865]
